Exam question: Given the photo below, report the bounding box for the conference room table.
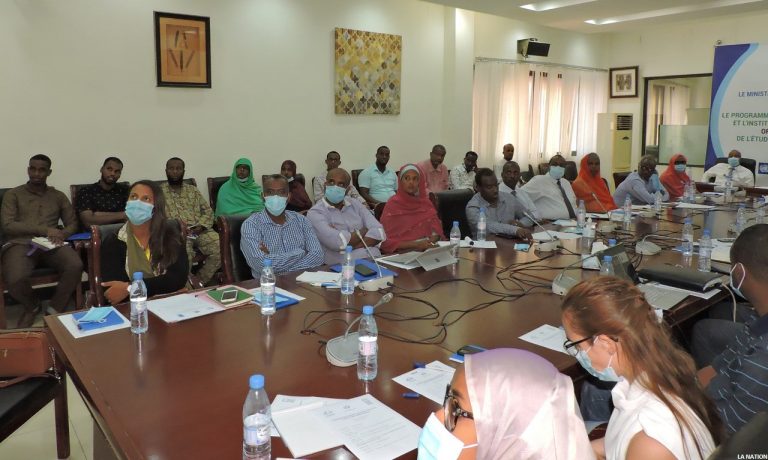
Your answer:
[44,200,744,460]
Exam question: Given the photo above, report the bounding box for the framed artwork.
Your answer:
[154,12,211,88]
[609,66,638,98]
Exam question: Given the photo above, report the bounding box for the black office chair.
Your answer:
[435,189,474,238]
[520,164,535,183]
[714,157,757,182]
[217,215,252,284]
[351,169,363,192]
[613,171,631,189]
[564,160,578,182]
[207,176,229,213]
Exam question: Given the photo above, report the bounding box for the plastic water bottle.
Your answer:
[357,305,378,381]
[698,229,712,272]
[725,173,733,203]
[129,272,148,334]
[736,204,747,235]
[681,217,694,257]
[243,374,271,459]
[449,221,461,259]
[576,200,586,229]
[623,196,632,224]
[477,207,487,241]
[600,255,615,276]
[340,245,355,295]
[259,259,276,316]
[608,238,617,247]
[756,197,765,224]
[654,190,662,214]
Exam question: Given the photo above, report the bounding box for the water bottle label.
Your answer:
[244,415,270,446]
[261,285,275,296]
[359,337,377,356]
[477,222,486,231]
[342,266,355,278]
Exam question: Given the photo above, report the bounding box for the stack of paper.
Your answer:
[392,361,455,404]
[519,324,568,355]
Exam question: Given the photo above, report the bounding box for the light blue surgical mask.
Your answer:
[264,195,288,216]
[674,164,686,172]
[574,339,621,382]
[549,165,565,180]
[728,157,740,168]
[77,307,112,324]
[125,200,154,225]
[417,413,476,460]
[730,262,746,299]
[324,185,347,204]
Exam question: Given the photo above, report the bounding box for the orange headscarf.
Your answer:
[660,153,690,201]
[572,154,617,212]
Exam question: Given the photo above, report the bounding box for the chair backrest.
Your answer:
[564,160,578,182]
[217,215,252,284]
[538,163,550,175]
[520,164,535,183]
[260,174,305,187]
[351,169,363,191]
[207,176,229,212]
[153,178,198,188]
[715,157,757,181]
[69,182,130,210]
[0,187,10,244]
[613,171,631,189]
[435,189,474,238]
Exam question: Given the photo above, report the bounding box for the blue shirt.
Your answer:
[465,192,533,238]
[613,172,669,206]
[358,165,397,202]
[240,210,324,276]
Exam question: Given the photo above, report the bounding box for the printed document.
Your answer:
[519,324,568,354]
[392,361,456,404]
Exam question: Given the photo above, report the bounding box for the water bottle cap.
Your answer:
[608,239,617,246]
[263,259,272,267]
[604,255,613,262]
[703,229,711,236]
[684,217,691,224]
[249,374,264,390]
[132,272,143,280]
[362,305,374,315]
[579,199,584,205]
[452,220,459,227]
[345,245,353,253]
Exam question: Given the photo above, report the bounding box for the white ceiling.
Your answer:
[421,0,768,33]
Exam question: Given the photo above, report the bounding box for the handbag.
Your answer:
[0,327,58,388]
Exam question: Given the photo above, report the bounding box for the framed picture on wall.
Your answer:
[609,66,638,98]
[154,12,211,88]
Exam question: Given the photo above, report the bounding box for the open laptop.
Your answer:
[379,244,457,271]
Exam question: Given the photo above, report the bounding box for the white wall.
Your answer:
[0,0,470,198]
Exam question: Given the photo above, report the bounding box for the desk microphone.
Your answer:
[354,229,393,291]
[524,211,559,252]
[635,233,681,256]
[591,192,616,232]
[326,293,394,367]
[552,252,602,296]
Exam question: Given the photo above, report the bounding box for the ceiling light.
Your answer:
[520,0,597,12]
[585,0,764,25]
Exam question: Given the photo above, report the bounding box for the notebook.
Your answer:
[329,258,397,281]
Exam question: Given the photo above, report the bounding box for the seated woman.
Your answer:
[215,158,264,217]
[572,153,618,213]
[561,277,722,460]
[280,160,312,212]
[418,348,593,459]
[660,154,691,201]
[380,164,444,253]
[100,180,188,305]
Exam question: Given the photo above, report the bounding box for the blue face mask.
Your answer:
[549,165,565,180]
[730,262,746,298]
[674,164,686,172]
[574,339,621,382]
[325,185,347,204]
[264,195,287,216]
[728,157,740,168]
[418,413,476,460]
[125,200,154,225]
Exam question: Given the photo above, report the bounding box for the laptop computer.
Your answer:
[379,244,457,271]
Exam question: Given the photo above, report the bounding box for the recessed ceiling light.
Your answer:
[585,0,763,25]
[520,0,597,12]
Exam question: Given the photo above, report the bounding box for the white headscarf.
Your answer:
[465,348,595,460]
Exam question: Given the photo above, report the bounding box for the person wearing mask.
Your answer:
[307,168,386,265]
[240,174,323,276]
[701,149,754,188]
[493,143,515,178]
[358,145,398,206]
[417,348,594,460]
[280,160,312,212]
[215,158,264,217]
[415,144,449,193]
[572,153,618,213]
[449,151,478,190]
[312,151,367,206]
[380,164,444,254]
[99,181,188,305]
[466,168,533,240]
[498,161,539,220]
[562,277,722,460]
[522,154,578,220]
[659,154,692,202]
[75,156,129,229]
[613,155,669,206]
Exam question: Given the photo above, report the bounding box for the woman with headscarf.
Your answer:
[660,154,691,201]
[572,153,618,213]
[380,164,444,253]
[280,160,312,212]
[215,158,264,217]
[417,348,594,460]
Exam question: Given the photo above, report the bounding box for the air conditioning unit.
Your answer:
[597,113,633,184]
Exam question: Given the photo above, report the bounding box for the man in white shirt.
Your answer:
[522,154,577,220]
[313,151,367,206]
[449,151,478,190]
[499,161,539,220]
[701,150,755,188]
[493,143,515,178]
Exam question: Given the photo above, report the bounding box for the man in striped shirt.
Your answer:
[240,174,324,277]
[697,224,768,434]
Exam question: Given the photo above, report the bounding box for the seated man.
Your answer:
[449,151,478,190]
[307,168,386,265]
[313,151,367,206]
[697,224,768,434]
[522,154,578,220]
[493,143,515,178]
[702,149,755,188]
[1,154,83,327]
[75,156,129,229]
[240,174,323,276]
[466,168,533,240]
[613,155,669,206]
[415,144,449,193]
[499,161,539,220]
[161,157,222,285]
[358,146,398,205]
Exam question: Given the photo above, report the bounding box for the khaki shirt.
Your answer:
[1,183,78,244]
[160,183,215,230]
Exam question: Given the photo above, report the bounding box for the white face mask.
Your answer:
[417,413,477,460]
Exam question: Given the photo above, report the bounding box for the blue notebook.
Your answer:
[329,258,397,281]
[72,308,126,331]
[252,292,299,310]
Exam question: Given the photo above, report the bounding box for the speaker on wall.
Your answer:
[517,39,550,58]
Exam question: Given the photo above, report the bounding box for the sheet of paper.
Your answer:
[532,231,580,241]
[425,360,455,373]
[58,307,130,339]
[554,219,578,227]
[269,395,344,438]
[675,202,716,210]
[271,400,345,457]
[296,271,341,285]
[312,394,421,460]
[376,256,420,270]
[147,293,223,323]
[586,212,609,220]
[392,365,456,404]
[437,240,497,248]
[711,245,731,263]
[519,324,568,355]
[640,281,723,300]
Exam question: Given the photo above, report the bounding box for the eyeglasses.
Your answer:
[443,384,473,432]
[563,336,592,357]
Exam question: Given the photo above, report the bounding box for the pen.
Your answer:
[402,392,420,399]
[413,361,425,369]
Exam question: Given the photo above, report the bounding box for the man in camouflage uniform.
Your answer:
[161,157,221,285]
